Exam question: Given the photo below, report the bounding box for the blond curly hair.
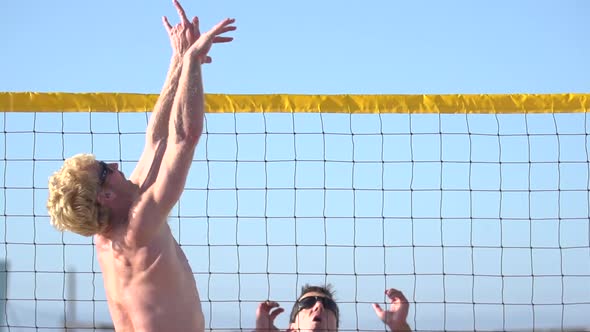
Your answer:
[47,153,110,236]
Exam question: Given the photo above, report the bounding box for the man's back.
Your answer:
[95,224,204,332]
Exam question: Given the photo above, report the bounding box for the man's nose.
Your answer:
[312,300,325,312]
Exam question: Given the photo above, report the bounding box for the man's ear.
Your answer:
[97,189,116,206]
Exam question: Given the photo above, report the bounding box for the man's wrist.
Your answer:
[171,53,183,65]
[182,51,203,67]
[388,320,410,332]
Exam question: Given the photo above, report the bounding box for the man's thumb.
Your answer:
[372,303,384,316]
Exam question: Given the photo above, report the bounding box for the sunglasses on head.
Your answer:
[98,161,113,186]
[297,296,339,315]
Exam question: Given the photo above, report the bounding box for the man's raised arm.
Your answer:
[155,16,235,212]
[128,13,236,242]
[132,0,200,181]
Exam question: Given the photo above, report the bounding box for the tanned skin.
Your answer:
[93,1,235,331]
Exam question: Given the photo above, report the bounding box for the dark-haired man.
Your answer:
[256,285,411,332]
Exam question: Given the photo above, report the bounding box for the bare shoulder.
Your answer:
[124,195,169,247]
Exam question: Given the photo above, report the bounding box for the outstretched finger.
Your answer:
[262,300,280,309]
[162,16,173,33]
[192,16,201,36]
[173,0,191,25]
[386,288,399,299]
[215,26,237,36]
[386,288,408,303]
[257,300,277,316]
[212,36,234,43]
[211,18,236,32]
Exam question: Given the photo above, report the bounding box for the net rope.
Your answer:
[0,93,589,331]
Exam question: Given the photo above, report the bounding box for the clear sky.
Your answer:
[1,0,589,94]
[0,0,589,331]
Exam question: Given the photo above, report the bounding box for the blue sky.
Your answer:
[0,0,589,331]
[1,0,589,94]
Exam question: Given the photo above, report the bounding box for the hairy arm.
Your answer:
[169,56,205,146]
[151,50,204,213]
[130,56,182,182]
[147,55,183,145]
[128,17,235,244]
[128,55,203,244]
[155,54,205,211]
[131,0,203,184]
[146,2,200,148]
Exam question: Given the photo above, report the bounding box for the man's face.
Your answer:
[97,161,127,189]
[95,161,132,209]
[289,291,338,332]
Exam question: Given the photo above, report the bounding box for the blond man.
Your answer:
[46,1,235,331]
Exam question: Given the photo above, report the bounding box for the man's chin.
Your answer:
[294,322,334,332]
[307,323,330,332]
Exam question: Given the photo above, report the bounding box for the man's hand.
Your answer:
[256,300,284,332]
[185,17,236,63]
[372,288,410,332]
[162,0,200,58]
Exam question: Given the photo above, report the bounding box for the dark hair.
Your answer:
[289,284,339,327]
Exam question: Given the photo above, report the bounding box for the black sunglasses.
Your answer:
[296,296,339,316]
[98,161,113,186]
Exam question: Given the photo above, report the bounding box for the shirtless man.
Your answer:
[45,1,235,330]
[256,285,411,332]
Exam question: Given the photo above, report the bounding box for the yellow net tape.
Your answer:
[0,92,588,114]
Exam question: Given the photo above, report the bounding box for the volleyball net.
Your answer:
[0,92,589,331]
